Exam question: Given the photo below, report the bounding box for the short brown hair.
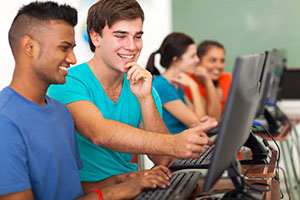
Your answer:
[87,0,144,52]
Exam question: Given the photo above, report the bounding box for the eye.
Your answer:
[135,35,142,39]
[60,46,69,52]
[115,35,125,39]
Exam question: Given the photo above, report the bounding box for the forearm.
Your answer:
[81,173,130,194]
[81,118,174,156]
[203,81,222,121]
[138,96,174,165]
[138,95,169,133]
[190,84,206,119]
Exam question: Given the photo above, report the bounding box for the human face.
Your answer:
[199,46,225,81]
[97,18,143,73]
[32,20,76,85]
[176,44,199,74]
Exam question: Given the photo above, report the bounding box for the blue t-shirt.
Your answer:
[48,62,163,181]
[153,75,188,134]
[0,87,83,200]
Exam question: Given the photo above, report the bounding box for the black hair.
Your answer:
[197,40,225,59]
[8,1,77,56]
[146,32,194,75]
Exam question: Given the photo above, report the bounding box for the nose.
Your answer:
[66,50,77,65]
[194,56,200,64]
[125,38,137,51]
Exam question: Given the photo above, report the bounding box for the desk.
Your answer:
[193,179,280,200]
[240,150,278,179]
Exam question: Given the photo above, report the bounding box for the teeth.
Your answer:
[59,66,68,71]
[211,69,221,74]
[119,54,134,59]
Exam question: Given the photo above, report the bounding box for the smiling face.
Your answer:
[199,46,225,81]
[176,44,199,74]
[32,20,76,85]
[95,18,143,73]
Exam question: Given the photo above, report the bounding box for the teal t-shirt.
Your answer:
[48,63,163,181]
[153,75,188,134]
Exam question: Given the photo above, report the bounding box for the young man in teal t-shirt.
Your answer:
[48,0,216,189]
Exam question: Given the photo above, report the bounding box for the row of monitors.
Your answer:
[203,49,285,192]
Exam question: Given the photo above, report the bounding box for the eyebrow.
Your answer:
[61,41,76,48]
[112,31,144,35]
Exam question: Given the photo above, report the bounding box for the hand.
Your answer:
[169,72,197,88]
[171,120,218,159]
[194,66,211,85]
[125,62,153,99]
[121,167,171,199]
[191,115,217,127]
[125,165,171,181]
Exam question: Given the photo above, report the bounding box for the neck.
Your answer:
[87,56,124,89]
[162,65,180,81]
[10,68,48,106]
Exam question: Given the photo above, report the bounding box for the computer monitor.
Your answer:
[203,53,266,195]
[255,49,287,133]
[256,49,286,116]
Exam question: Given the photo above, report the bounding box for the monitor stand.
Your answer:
[264,108,280,133]
[240,133,269,164]
[222,159,264,200]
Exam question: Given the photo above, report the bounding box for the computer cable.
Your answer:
[252,121,281,181]
[230,162,272,194]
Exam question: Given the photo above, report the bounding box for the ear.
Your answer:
[20,35,37,57]
[172,56,179,65]
[89,29,101,48]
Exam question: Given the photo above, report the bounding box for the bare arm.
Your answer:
[67,100,216,159]
[79,166,171,200]
[194,67,222,121]
[0,189,34,200]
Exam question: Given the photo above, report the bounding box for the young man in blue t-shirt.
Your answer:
[0,1,171,200]
[48,0,217,189]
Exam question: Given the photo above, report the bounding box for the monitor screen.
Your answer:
[203,53,266,191]
[256,49,286,116]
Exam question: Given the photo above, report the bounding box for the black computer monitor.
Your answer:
[203,53,266,195]
[255,49,286,133]
[256,49,286,116]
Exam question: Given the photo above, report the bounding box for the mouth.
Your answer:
[118,53,135,60]
[59,66,69,71]
[211,69,222,76]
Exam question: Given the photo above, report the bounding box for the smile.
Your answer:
[118,54,134,59]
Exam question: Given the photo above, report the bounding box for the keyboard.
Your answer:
[168,145,215,170]
[134,171,202,200]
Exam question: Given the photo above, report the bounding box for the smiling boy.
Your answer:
[48,0,216,189]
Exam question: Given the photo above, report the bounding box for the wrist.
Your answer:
[93,188,104,200]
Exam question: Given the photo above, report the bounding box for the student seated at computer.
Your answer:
[0,1,172,200]
[182,40,232,121]
[146,32,216,134]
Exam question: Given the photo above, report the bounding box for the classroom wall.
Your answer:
[0,0,171,90]
[172,0,300,73]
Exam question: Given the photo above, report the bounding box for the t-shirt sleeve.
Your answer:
[0,116,31,194]
[152,87,163,118]
[153,78,181,104]
[48,75,91,105]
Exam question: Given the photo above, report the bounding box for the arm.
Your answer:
[126,63,174,165]
[78,166,171,200]
[163,73,206,127]
[194,67,222,121]
[0,190,34,200]
[66,100,215,158]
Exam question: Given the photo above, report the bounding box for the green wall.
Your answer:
[173,0,300,73]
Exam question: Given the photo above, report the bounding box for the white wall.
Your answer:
[0,0,171,89]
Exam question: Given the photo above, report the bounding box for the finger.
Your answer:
[149,166,171,179]
[130,70,146,84]
[193,121,218,132]
[146,175,170,188]
[126,64,139,80]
